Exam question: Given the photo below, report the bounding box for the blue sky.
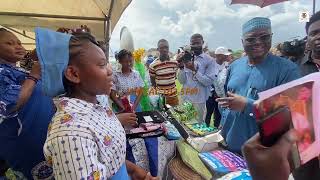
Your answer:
[110,0,317,54]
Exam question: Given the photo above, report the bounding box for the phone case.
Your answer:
[258,106,292,147]
[257,106,302,168]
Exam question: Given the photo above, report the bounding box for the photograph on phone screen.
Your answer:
[257,82,315,163]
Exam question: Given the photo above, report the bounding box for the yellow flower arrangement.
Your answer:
[133,48,145,63]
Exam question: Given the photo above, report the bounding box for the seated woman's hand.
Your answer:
[29,49,38,61]
[126,160,159,180]
[144,172,159,180]
[131,166,158,180]
[116,113,137,127]
[29,61,41,80]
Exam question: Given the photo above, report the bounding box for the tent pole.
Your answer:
[104,19,110,58]
[2,26,35,40]
[105,0,114,59]
[313,0,316,14]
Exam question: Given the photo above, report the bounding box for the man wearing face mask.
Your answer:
[216,17,301,154]
[177,34,216,124]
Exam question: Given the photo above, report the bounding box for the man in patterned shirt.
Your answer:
[149,39,179,106]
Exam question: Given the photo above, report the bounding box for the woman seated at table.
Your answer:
[110,49,144,113]
[0,28,55,179]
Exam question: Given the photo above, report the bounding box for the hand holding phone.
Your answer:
[242,129,300,180]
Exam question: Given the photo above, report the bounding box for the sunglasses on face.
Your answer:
[244,33,273,44]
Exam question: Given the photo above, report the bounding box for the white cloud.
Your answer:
[160,16,184,35]
[158,0,196,11]
[159,0,233,38]
[271,1,310,25]
[236,6,273,19]
[110,0,164,54]
[111,0,313,54]
[160,10,214,37]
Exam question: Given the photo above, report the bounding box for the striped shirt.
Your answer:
[149,59,178,96]
[44,97,126,180]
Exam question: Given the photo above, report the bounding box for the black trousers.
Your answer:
[0,159,8,176]
[205,95,221,128]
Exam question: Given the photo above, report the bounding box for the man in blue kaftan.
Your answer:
[217,17,301,153]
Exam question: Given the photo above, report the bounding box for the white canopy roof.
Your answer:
[0,0,131,50]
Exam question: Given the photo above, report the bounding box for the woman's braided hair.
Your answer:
[63,32,100,95]
[115,49,132,61]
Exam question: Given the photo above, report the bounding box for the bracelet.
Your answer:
[26,75,39,83]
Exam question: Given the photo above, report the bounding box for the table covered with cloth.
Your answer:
[126,136,175,178]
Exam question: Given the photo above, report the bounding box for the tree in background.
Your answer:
[232,49,244,60]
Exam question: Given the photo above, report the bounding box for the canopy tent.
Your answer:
[0,0,131,56]
[230,0,289,8]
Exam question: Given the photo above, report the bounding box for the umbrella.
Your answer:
[230,0,289,8]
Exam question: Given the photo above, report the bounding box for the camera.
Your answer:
[177,45,194,63]
[177,47,184,54]
[182,50,194,63]
[280,37,306,58]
